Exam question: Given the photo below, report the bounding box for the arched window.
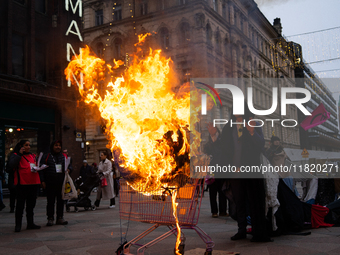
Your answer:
[179,23,190,45]
[224,37,230,58]
[159,27,170,50]
[96,42,104,58]
[206,23,212,46]
[258,64,261,78]
[113,38,122,59]
[215,31,221,52]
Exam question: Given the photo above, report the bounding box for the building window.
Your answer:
[95,9,104,26]
[215,31,221,52]
[0,28,4,74]
[179,23,190,45]
[159,27,169,50]
[224,38,230,58]
[141,1,148,15]
[35,0,46,14]
[206,23,212,46]
[35,41,46,81]
[213,0,218,12]
[96,42,104,58]
[178,0,186,5]
[113,4,122,21]
[222,4,227,19]
[12,34,25,77]
[113,38,123,60]
[159,0,168,10]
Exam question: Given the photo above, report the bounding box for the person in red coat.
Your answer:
[7,140,41,232]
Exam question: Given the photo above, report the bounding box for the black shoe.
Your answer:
[230,232,247,241]
[250,236,273,242]
[0,204,5,211]
[56,218,68,225]
[15,218,22,232]
[46,218,53,226]
[10,208,15,213]
[27,223,41,230]
[212,213,218,218]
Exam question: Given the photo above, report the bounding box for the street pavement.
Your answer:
[1,192,340,255]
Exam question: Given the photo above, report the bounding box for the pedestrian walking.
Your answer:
[94,151,115,208]
[7,140,41,232]
[39,140,72,226]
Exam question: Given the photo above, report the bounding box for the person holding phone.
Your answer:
[7,140,41,232]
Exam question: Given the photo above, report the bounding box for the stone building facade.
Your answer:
[0,0,85,179]
[82,0,301,164]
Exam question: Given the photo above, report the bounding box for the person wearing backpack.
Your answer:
[39,140,72,226]
[7,140,41,232]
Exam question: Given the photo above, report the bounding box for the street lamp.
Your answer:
[86,141,90,159]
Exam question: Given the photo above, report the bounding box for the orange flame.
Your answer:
[65,34,203,194]
[172,190,181,255]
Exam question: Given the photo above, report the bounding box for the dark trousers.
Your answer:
[114,178,119,196]
[230,179,268,238]
[208,179,227,214]
[46,176,64,220]
[9,187,17,210]
[15,185,38,224]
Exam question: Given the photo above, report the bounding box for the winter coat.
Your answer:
[96,158,115,200]
[7,153,40,185]
[80,164,95,182]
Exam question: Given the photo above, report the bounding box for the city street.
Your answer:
[1,192,340,255]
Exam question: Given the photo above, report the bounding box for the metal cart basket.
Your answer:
[119,178,214,255]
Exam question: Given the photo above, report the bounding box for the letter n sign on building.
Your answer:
[65,0,83,88]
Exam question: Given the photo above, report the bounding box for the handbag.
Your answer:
[62,172,77,200]
[101,177,107,188]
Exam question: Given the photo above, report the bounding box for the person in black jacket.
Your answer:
[79,160,94,183]
[39,140,72,226]
[204,102,271,242]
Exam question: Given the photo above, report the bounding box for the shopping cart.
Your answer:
[119,178,214,255]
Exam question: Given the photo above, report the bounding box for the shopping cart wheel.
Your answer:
[174,244,185,255]
[204,251,212,255]
[91,205,96,211]
[66,206,70,212]
[74,207,79,212]
[84,207,89,211]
